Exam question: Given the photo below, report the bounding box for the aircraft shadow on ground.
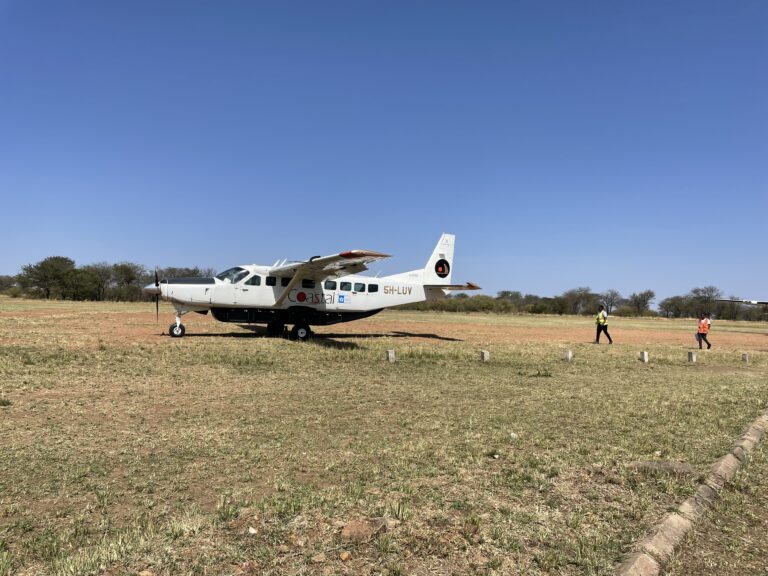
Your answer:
[179,326,279,339]
[181,328,362,349]
[321,331,463,342]
[174,327,463,346]
[171,332,260,339]
[308,336,360,350]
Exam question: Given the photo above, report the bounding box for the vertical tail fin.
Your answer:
[423,233,455,284]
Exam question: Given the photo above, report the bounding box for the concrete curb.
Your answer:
[615,406,768,576]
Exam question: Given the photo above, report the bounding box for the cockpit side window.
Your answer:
[245,275,261,286]
[234,270,249,283]
[216,267,248,284]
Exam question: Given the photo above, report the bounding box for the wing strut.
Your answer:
[274,275,304,306]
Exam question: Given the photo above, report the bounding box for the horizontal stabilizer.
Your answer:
[715,299,768,305]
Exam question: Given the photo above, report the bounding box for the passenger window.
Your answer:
[354,283,365,292]
[302,279,315,289]
[324,280,337,290]
[368,284,379,293]
[245,275,261,286]
[340,281,352,291]
[281,277,291,287]
[266,276,277,286]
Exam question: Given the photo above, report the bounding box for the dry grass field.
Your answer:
[666,441,768,576]
[1,297,768,576]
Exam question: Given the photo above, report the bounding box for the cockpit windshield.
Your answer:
[216,267,249,284]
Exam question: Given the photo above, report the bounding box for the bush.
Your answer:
[4,287,23,298]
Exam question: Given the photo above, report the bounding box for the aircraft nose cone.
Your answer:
[143,283,160,296]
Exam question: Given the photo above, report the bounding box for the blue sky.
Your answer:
[1,1,766,301]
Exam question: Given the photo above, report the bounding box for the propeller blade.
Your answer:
[154,267,160,324]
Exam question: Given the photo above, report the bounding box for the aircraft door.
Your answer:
[214,283,238,305]
[212,267,249,305]
[237,274,262,306]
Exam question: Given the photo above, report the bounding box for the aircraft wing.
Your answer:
[715,299,768,305]
[268,250,391,280]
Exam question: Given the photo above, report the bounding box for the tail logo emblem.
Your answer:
[435,259,450,278]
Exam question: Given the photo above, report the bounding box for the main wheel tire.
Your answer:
[266,321,285,337]
[169,323,186,338]
[290,323,312,341]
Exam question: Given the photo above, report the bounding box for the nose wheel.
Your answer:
[290,323,312,341]
[169,323,186,338]
[169,308,189,338]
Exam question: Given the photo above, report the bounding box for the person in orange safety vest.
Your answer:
[697,313,712,349]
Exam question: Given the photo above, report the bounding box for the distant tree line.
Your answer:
[0,256,214,302]
[2,256,766,321]
[401,286,768,321]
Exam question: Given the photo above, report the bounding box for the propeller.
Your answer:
[154,267,160,323]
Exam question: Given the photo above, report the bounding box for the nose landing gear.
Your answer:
[169,308,189,338]
[169,322,186,338]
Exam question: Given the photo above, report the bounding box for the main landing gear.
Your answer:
[290,323,313,341]
[266,321,285,337]
[268,321,312,341]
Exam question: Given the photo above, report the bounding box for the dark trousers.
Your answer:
[595,324,612,344]
[698,333,711,349]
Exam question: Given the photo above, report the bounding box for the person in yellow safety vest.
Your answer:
[594,305,613,344]
[697,313,712,349]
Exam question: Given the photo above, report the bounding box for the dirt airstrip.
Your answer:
[2,305,766,350]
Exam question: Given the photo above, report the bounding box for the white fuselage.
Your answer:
[160,267,444,313]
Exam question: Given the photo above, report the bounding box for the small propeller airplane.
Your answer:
[143,233,480,340]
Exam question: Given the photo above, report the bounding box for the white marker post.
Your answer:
[742,353,750,365]
[386,350,396,363]
[688,352,696,363]
[564,349,573,362]
[639,351,649,364]
[480,350,490,362]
